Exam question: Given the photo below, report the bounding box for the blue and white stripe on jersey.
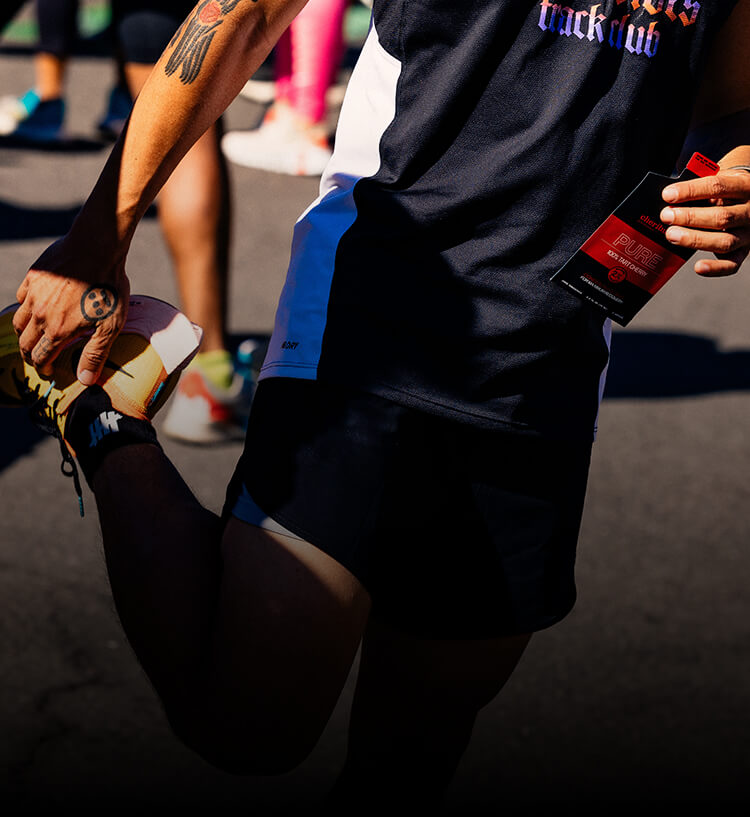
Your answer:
[259,22,401,381]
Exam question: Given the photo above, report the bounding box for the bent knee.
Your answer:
[188,736,316,776]
[167,708,323,776]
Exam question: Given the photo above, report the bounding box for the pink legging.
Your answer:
[274,0,349,125]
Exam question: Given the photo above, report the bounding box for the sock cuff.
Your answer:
[65,387,161,486]
[191,349,234,390]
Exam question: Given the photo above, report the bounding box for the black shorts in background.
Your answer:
[224,378,593,639]
[112,0,195,64]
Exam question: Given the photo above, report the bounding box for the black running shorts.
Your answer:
[224,378,593,639]
[112,1,195,65]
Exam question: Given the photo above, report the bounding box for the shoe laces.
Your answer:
[12,370,84,517]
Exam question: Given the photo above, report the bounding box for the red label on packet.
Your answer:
[551,152,720,326]
[579,215,686,295]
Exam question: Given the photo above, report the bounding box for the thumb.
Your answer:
[77,324,116,386]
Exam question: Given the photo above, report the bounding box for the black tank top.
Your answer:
[260,0,739,439]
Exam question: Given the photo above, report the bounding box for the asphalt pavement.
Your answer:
[2,14,750,816]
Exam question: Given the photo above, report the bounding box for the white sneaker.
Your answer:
[161,363,253,444]
[221,126,332,177]
[239,77,277,105]
[0,93,28,135]
[240,76,350,107]
[238,56,276,104]
[0,90,65,141]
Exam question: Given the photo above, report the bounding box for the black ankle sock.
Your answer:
[65,385,161,486]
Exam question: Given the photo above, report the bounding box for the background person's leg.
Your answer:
[123,63,230,357]
[324,616,531,811]
[35,0,79,99]
[0,0,77,138]
[114,4,249,442]
[221,0,347,177]
[91,445,371,773]
[286,0,347,131]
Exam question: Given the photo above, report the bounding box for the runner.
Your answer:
[0,0,132,143]
[3,0,750,810]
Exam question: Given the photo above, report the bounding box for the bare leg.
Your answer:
[324,616,531,812]
[33,0,77,98]
[92,444,371,772]
[124,63,231,353]
[34,52,67,100]
[157,123,231,353]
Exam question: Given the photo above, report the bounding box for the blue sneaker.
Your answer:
[0,89,65,142]
[97,84,132,141]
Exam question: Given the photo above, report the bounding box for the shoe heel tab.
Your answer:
[125,295,203,374]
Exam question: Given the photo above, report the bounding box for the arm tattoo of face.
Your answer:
[165,0,254,85]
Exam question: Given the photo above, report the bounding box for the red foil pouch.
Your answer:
[551,152,719,326]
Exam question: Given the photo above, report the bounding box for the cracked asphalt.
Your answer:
[2,17,750,816]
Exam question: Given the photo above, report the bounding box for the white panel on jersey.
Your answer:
[593,317,612,438]
[259,22,402,381]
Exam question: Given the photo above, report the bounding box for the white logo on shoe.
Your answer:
[89,411,123,447]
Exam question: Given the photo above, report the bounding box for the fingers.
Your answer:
[13,276,127,382]
[660,202,749,232]
[693,249,750,278]
[76,321,118,385]
[13,277,68,373]
[17,326,59,376]
[75,282,128,385]
[662,169,750,205]
[661,223,750,255]
[16,309,120,383]
[16,277,29,304]
[12,300,32,337]
[659,170,750,275]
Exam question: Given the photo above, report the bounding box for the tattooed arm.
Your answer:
[14,0,307,384]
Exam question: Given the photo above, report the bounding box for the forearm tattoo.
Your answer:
[165,0,254,85]
[81,286,119,322]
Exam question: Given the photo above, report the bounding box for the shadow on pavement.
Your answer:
[0,133,108,153]
[0,199,157,242]
[605,330,750,398]
[0,200,82,241]
[0,333,271,473]
[3,331,747,473]
[0,406,46,470]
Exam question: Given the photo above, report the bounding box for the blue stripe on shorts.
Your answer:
[231,485,303,540]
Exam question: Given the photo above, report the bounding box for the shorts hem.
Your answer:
[370,594,578,640]
[228,377,588,641]
[235,496,578,641]
[231,491,374,592]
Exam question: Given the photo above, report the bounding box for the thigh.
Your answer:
[226,378,592,641]
[198,516,371,772]
[224,377,406,585]
[354,614,531,731]
[328,615,531,809]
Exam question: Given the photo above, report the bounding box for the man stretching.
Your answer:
[3,0,750,809]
